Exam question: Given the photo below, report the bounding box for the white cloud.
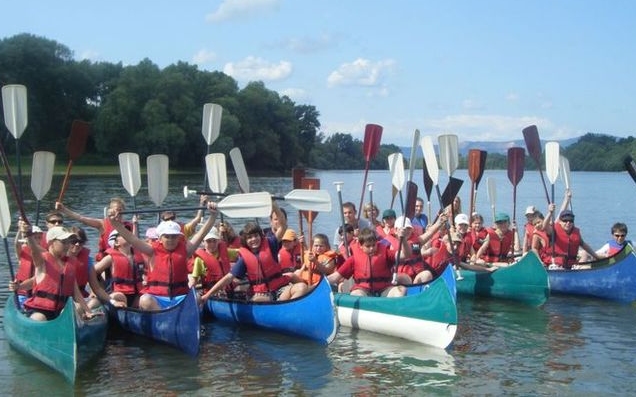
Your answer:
[327,58,396,88]
[223,56,292,82]
[205,0,280,23]
[192,49,217,66]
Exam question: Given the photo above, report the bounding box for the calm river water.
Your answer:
[1,169,636,396]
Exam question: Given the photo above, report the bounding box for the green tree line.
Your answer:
[1,34,634,174]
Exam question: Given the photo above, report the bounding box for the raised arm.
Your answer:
[56,201,104,231]
[185,203,218,257]
[108,214,153,257]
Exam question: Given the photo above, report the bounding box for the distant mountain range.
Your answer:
[400,137,579,159]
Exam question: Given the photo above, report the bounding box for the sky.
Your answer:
[2,0,636,147]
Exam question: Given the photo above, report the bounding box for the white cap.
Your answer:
[454,213,469,225]
[46,226,73,243]
[31,225,43,234]
[395,216,413,229]
[525,206,537,215]
[108,229,119,248]
[204,227,220,241]
[156,220,183,236]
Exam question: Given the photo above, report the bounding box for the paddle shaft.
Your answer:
[0,140,29,223]
[334,184,349,257]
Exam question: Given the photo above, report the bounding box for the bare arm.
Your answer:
[185,205,218,257]
[200,273,235,302]
[93,254,114,275]
[109,216,154,256]
[56,201,104,231]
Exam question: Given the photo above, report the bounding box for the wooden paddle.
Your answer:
[122,192,273,219]
[487,177,496,224]
[559,155,572,210]
[201,103,223,189]
[2,84,28,203]
[522,125,550,204]
[507,147,525,224]
[229,147,250,194]
[357,124,383,222]
[301,177,320,243]
[333,181,349,257]
[545,142,560,260]
[57,120,90,203]
[0,180,18,305]
[292,167,306,262]
[30,151,55,225]
[468,149,487,216]
[388,153,406,213]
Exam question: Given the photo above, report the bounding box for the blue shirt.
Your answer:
[412,214,428,230]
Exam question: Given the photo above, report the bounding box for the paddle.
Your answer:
[624,155,636,184]
[184,187,332,212]
[388,153,406,213]
[507,147,525,223]
[57,120,90,203]
[147,154,169,207]
[438,134,459,224]
[393,180,418,284]
[206,153,228,195]
[229,147,250,194]
[468,149,487,216]
[118,153,141,210]
[367,182,375,223]
[408,129,421,183]
[122,192,273,219]
[487,177,496,224]
[0,180,18,306]
[30,151,55,225]
[292,167,306,244]
[0,131,28,224]
[333,181,349,257]
[357,124,383,222]
[545,142,560,260]
[522,125,550,204]
[422,159,434,223]
[201,103,223,189]
[560,155,572,211]
[2,84,28,203]
[301,177,321,243]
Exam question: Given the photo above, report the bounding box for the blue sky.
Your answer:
[2,0,635,147]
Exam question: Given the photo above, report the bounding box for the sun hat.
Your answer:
[494,213,510,223]
[156,220,183,236]
[395,216,413,229]
[382,209,397,219]
[204,227,221,241]
[46,226,74,243]
[454,213,469,225]
[282,229,297,241]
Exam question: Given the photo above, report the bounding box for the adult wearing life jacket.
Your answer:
[108,202,219,310]
[66,226,92,298]
[19,225,94,321]
[475,213,517,268]
[188,227,233,296]
[201,223,309,303]
[596,222,631,258]
[327,227,411,297]
[278,229,302,273]
[411,197,428,236]
[544,208,600,269]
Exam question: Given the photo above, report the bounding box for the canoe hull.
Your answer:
[111,288,200,356]
[206,276,338,344]
[548,244,636,302]
[334,266,458,349]
[4,296,108,383]
[456,252,550,306]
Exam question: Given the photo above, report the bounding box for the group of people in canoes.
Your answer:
[8,184,631,322]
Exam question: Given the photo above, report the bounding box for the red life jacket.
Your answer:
[482,228,514,263]
[107,247,145,294]
[24,252,77,314]
[429,243,452,278]
[532,229,552,266]
[523,223,535,252]
[96,218,133,261]
[74,247,90,297]
[551,223,581,268]
[350,243,394,292]
[278,244,302,273]
[471,228,489,253]
[191,245,231,290]
[239,239,289,294]
[16,245,35,296]
[144,240,189,297]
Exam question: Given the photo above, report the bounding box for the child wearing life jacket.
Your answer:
[596,222,631,258]
[278,229,303,274]
[296,234,340,286]
[188,227,234,298]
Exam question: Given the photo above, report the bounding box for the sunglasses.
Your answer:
[162,216,176,221]
[47,219,63,225]
[561,219,574,223]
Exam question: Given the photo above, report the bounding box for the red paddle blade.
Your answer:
[301,177,320,222]
[67,120,90,160]
[404,181,418,219]
[522,125,541,164]
[292,167,305,189]
[363,124,383,162]
[507,147,525,186]
[468,149,483,182]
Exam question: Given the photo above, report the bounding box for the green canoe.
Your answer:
[3,296,108,383]
[455,251,550,306]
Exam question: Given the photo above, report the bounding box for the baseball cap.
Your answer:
[282,229,297,241]
[454,213,469,225]
[204,227,221,241]
[382,209,397,219]
[525,206,537,215]
[494,213,510,223]
[46,226,74,243]
[156,220,183,236]
[395,216,413,228]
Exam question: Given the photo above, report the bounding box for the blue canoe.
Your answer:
[455,251,550,306]
[206,276,338,345]
[548,243,636,303]
[334,265,458,349]
[4,296,108,383]
[110,288,200,356]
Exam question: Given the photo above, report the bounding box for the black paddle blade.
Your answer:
[507,147,525,186]
[404,181,418,219]
[624,155,636,184]
[522,125,541,164]
[441,177,464,208]
[422,161,434,200]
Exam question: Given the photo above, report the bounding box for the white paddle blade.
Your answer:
[438,134,459,177]
[284,189,332,212]
[229,147,250,193]
[147,154,169,207]
[205,153,227,194]
[202,103,223,145]
[118,152,141,197]
[388,153,405,190]
[420,136,440,185]
[408,129,420,182]
[560,155,571,189]
[0,181,11,238]
[487,177,497,207]
[217,192,272,218]
[545,142,560,184]
[2,84,28,139]
[31,151,55,200]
